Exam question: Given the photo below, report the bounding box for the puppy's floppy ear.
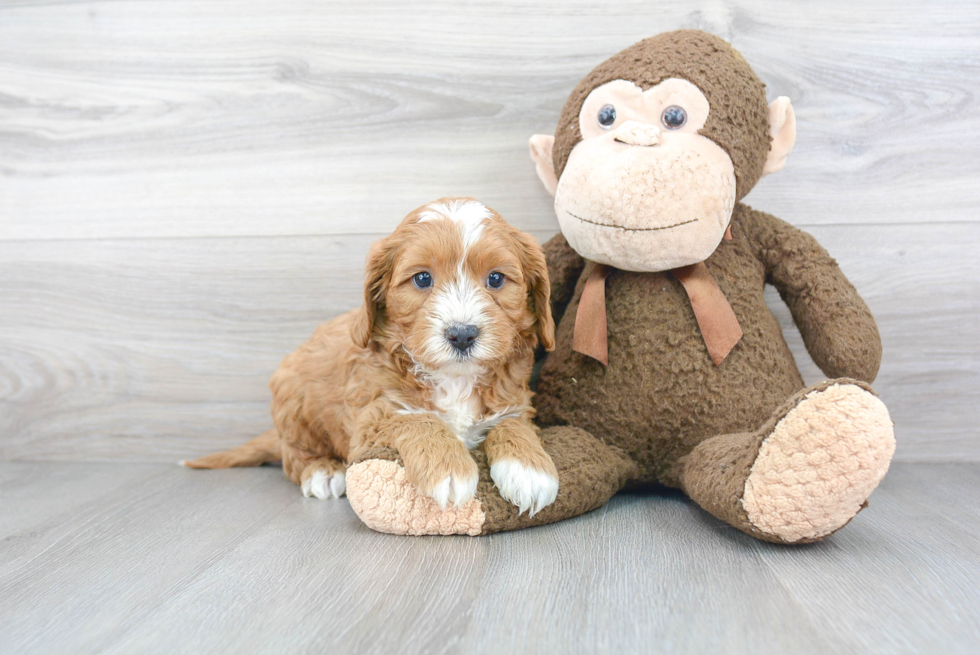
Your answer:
[514,230,556,351]
[351,236,398,348]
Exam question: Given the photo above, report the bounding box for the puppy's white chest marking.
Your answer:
[396,368,525,450]
[428,372,488,449]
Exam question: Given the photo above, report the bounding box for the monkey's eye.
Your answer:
[413,271,432,289]
[661,106,687,129]
[597,104,617,129]
[486,271,505,289]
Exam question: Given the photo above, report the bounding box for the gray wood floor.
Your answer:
[1,462,977,654]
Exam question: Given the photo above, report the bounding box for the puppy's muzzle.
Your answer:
[445,324,479,353]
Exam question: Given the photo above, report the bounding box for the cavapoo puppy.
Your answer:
[185,198,559,515]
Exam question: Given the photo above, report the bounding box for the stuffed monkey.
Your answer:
[345,30,895,543]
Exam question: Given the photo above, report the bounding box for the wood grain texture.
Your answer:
[1,0,978,461]
[1,0,979,241]
[0,461,160,536]
[0,462,977,654]
[1,224,976,462]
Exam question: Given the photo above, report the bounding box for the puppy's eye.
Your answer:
[486,271,505,289]
[412,271,432,289]
[661,105,687,129]
[597,104,617,129]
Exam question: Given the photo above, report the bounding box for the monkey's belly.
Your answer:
[534,267,804,484]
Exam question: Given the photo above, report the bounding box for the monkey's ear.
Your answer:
[762,97,796,177]
[529,134,559,196]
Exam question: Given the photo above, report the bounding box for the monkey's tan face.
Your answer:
[554,78,736,272]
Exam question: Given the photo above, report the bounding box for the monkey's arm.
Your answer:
[740,205,881,383]
[542,232,586,326]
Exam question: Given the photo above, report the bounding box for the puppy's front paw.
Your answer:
[301,469,347,499]
[406,450,479,510]
[428,468,479,509]
[490,459,559,517]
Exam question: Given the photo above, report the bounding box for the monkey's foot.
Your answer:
[346,427,638,536]
[346,448,485,536]
[741,382,895,543]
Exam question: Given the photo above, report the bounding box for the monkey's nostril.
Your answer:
[613,120,661,147]
[445,324,480,352]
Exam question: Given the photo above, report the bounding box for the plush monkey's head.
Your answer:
[530,30,796,271]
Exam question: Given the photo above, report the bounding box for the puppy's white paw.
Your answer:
[302,470,347,499]
[490,459,559,517]
[429,472,479,509]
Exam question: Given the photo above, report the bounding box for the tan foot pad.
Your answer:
[346,459,485,536]
[742,383,896,543]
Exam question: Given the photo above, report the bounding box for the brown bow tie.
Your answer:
[573,261,743,367]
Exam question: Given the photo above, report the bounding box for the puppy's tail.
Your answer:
[181,428,281,469]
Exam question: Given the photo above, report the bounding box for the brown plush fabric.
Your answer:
[741,211,882,381]
[679,379,877,544]
[350,446,403,467]
[535,204,881,482]
[671,262,743,365]
[520,31,886,542]
[477,426,638,534]
[552,30,771,202]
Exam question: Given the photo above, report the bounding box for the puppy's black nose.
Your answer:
[445,324,480,352]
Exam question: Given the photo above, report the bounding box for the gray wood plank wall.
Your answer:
[1,0,978,462]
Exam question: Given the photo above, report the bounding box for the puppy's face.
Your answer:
[354,198,554,372]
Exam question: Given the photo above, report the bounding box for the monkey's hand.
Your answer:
[742,206,881,383]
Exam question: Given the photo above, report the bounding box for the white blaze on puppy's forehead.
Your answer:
[417,198,492,249]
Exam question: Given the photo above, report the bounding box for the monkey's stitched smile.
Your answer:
[567,211,699,232]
